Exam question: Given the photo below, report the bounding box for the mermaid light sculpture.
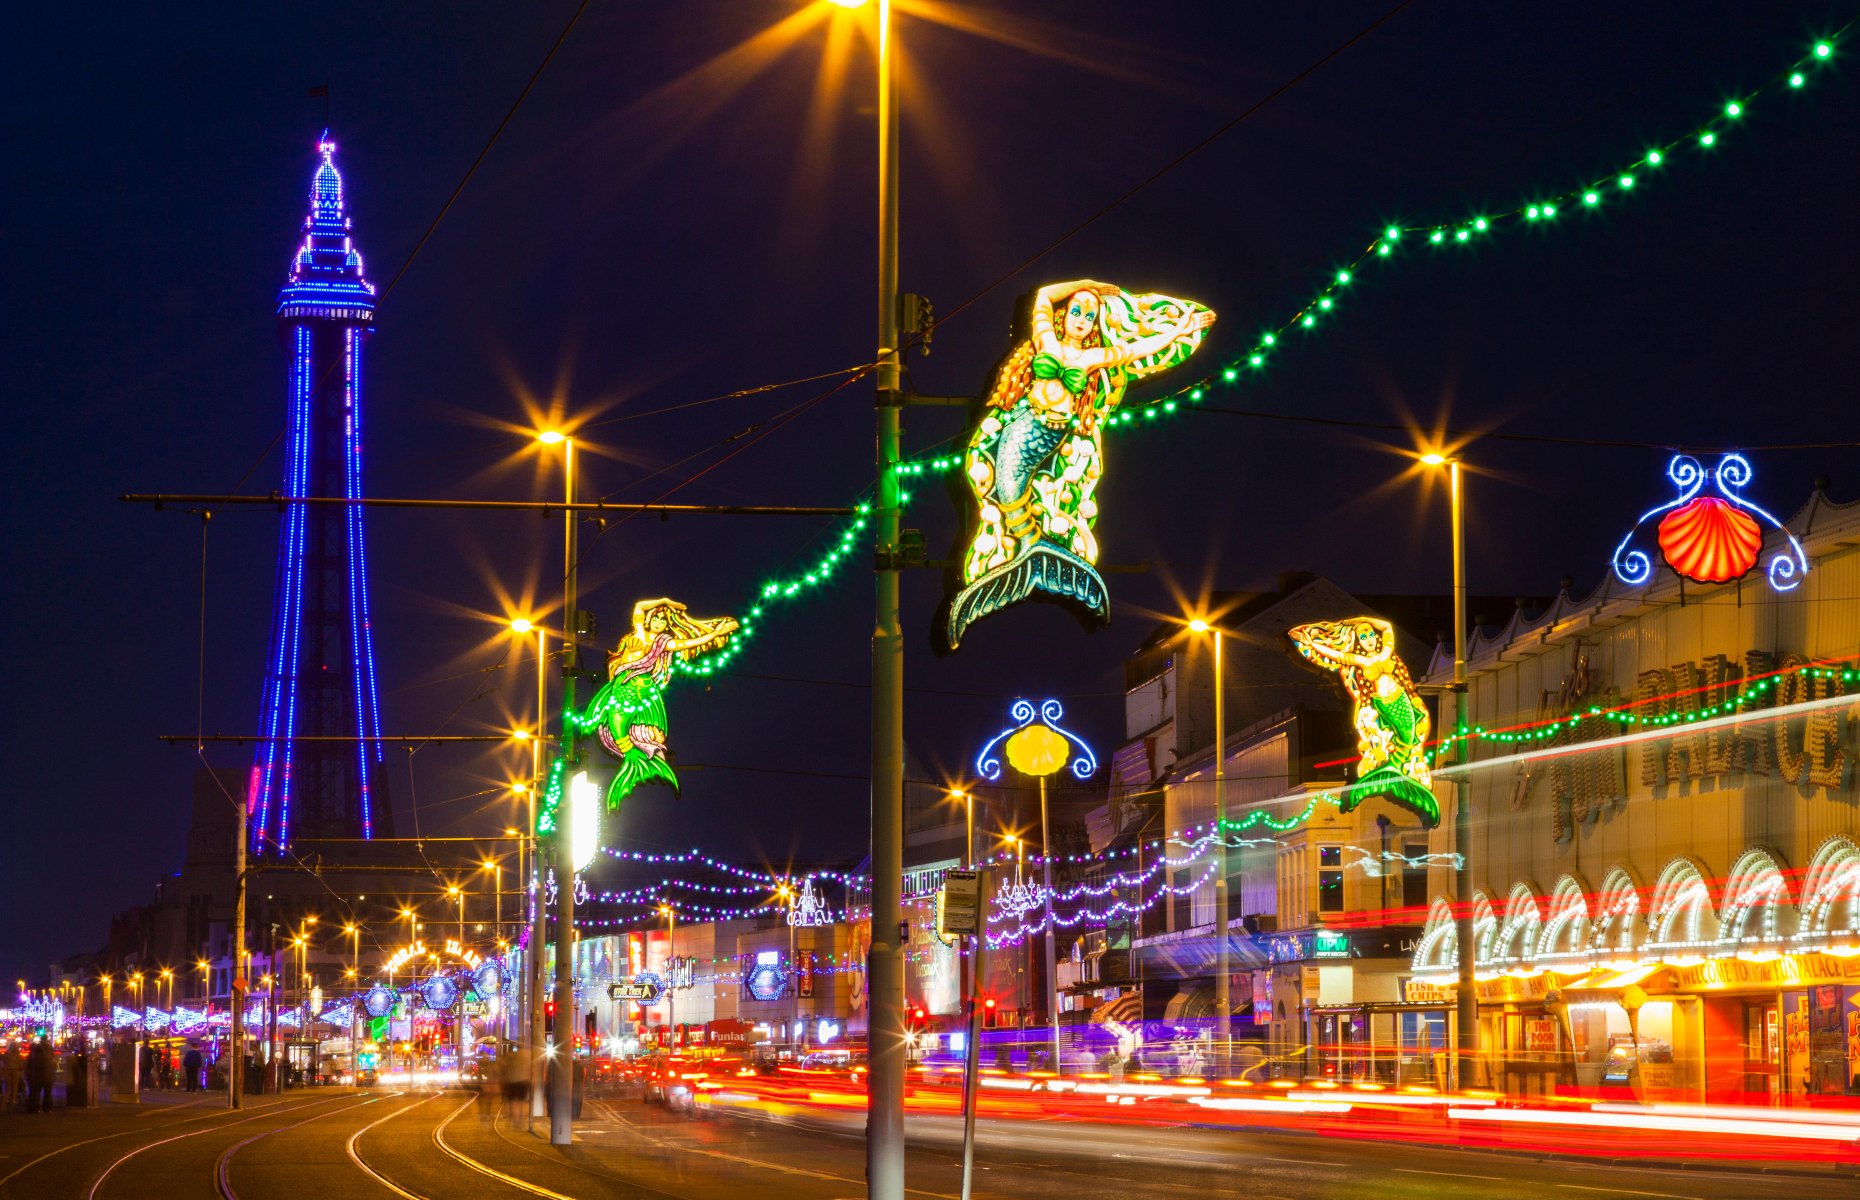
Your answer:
[944,279,1214,648]
[1287,616,1440,828]
[586,598,738,807]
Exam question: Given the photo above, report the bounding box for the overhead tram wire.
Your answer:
[561,4,1419,547]
[1193,405,1860,453]
[922,0,1418,336]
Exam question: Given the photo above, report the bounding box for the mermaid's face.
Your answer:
[1354,624,1383,655]
[646,609,669,633]
[1062,290,1098,341]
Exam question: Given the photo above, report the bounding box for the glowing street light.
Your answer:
[1416,450,1475,1089]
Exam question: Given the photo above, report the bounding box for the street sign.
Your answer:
[939,869,983,937]
[609,976,662,1004]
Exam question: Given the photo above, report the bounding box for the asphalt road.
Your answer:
[2,1087,1853,1200]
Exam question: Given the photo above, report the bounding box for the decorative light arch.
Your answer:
[1795,835,1860,953]
[1492,881,1544,972]
[1412,896,1458,975]
[1470,890,1499,973]
[1717,847,1793,953]
[1535,873,1592,967]
[1587,866,1645,966]
[1412,892,1500,975]
[1644,856,1718,960]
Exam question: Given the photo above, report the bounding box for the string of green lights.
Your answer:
[1425,664,1857,764]
[538,31,1845,840]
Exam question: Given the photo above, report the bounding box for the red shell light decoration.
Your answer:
[1657,496,1762,584]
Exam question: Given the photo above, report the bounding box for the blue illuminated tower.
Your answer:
[246,133,389,852]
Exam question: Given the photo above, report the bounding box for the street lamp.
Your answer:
[1419,451,1476,1090]
[658,903,678,1053]
[507,615,549,1122]
[1183,615,1231,1074]
[948,789,976,868]
[535,427,578,1143]
[818,0,907,1189]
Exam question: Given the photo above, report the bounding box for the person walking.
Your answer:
[183,1045,202,1093]
[1,1041,23,1110]
[25,1035,56,1113]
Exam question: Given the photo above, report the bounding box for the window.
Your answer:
[1317,846,1344,913]
[1402,842,1430,909]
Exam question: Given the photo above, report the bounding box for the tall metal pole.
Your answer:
[1039,777,1058,1072]
[231,801,246,1109]
[1211,630,1230,1076]
[550,438,578,1145]
[1450,460,1476,1091]
[868,1,905,1197]
[959,802,982,1200]
[666,907,676,1054]
[454,889,466,1076]
[529,629,548,1122]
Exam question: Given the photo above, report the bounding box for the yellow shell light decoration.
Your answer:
[975,699,1097,782]
[1004,723,1070,777]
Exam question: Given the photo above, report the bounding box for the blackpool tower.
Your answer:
[246,134,390,852]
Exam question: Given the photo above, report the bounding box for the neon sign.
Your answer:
[786,877,833,927]
[975,699,1097,782]
[585,598,739,805]
[1287,616,1440,828]
[944,280,1214,647]
[1610,453,1806,591]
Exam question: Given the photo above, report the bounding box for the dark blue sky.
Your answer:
[6,1,1856,984]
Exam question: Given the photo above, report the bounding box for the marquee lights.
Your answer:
[1610,454,1808,591]
[945,281,1214,648]
[1289,617,1440,827]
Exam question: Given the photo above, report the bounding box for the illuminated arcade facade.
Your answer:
[1410,481,1860,1101]
[247,134,389,852]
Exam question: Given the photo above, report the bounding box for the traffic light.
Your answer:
[544,999,556,1034]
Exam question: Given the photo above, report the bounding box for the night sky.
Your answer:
[7,1,1857,985]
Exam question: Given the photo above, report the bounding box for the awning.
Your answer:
[1547,964,1671,1007]
[1163,987,1215,1021]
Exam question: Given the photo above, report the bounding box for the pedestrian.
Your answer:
[26,1035,56,1113]
[2,1041,23,1110]
[501,1043,530,1119]
[183,1045,202,1093]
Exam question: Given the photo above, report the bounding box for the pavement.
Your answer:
[0,1084,1854,1199]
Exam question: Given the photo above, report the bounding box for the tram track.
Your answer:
[0,1093,311,1195]
[84,1091,359,1200]
[214,1089,396,1200]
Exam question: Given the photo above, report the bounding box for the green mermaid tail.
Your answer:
[1342,764,1440,827]
[608,748,679,808]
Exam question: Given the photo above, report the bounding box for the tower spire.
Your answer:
[248,132,389,852]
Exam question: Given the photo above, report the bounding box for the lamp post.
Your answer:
[824,0,907,1191]
[1421,452,1476,1090]
[130,973,143,1091]
[399,907,416,1084]
[449,884,467,1073]
[1186,618,1231,1074]
[345,925,361,1077]
[659,904,677,1053]
[510,616,547,1091]
[537,429,578,1145]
